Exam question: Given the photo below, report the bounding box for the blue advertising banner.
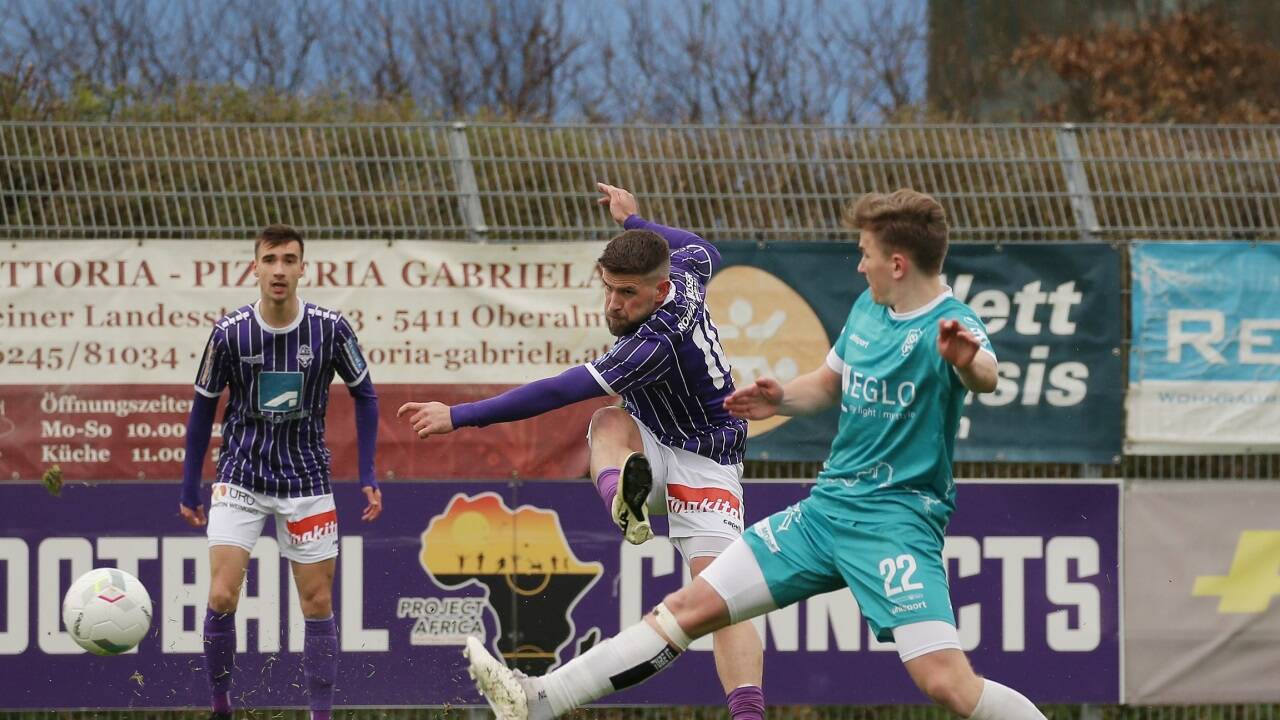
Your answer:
[711,243,1122,463]
[0,480,1119,708]
[1128,242,1280,454]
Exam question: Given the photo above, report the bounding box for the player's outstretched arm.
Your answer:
[397,401,454,438]
[398,365,607,440]
[178,392,218,527]
[597,182,720,268]
[724,365,841,420]
[938,319,998,393]
[349,376,382,521]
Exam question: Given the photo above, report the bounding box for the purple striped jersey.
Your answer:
[586,244,746,465]
[193,300,370,497]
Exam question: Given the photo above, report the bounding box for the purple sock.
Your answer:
[304,615,338,714]
[727,684,765,720]
[595,467,620,511]
[203,608,236,713]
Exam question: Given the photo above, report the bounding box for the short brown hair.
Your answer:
[845,189,948,274]
[255,224,304,258]
[597,229,670,276]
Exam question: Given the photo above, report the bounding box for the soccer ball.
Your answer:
[62,568,153,655]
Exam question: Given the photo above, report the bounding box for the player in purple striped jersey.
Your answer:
[398,183,765,719]
[178,224,383,720]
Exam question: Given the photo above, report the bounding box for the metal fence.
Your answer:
[3,123,1279,242]
[2,123,1279,715]
[3,122,1279,485]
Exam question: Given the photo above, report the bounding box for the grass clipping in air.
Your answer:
[42,465,64,496]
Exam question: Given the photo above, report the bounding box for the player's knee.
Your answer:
[207,587,239,614]
[589,406,636,441]
[298,588,333,618]
[660,586,723,639]
[914,668,973,714]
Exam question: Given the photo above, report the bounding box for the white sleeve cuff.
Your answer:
[584,363,618,396]
[825,348,845,374]
[193,385,220,399]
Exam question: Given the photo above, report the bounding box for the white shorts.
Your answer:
[207,482,339,564]
[701,537,963,662]
[598,418,745,560]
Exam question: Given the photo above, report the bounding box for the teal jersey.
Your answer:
[813,288,994,531]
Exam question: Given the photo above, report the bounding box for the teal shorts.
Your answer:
[743,495,955,642]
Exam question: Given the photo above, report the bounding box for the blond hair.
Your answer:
[845,189,948,274]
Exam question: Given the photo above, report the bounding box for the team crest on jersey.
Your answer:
[901,328,922,357]
[297,344,314,369]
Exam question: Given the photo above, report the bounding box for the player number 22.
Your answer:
[879,554,924,597]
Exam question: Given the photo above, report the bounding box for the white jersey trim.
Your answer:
[194,384,221,399]
[344,368,370,387]
[584,363,618,396]
[887,286,954,321]
[252,299,306,335]
[825,347,846,373]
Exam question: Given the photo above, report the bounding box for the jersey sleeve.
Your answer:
[193,326,231,398]
[670,244,718,284]
[825,294,865,373]
[586,330,675,396]
[333,315,371,386]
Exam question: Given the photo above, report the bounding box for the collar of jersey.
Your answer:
[887,286,953,322]
[253,298,306,335]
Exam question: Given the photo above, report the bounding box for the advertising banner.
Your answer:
[1127,242,1280,454]
[714,243,1123,463]
[0,240,614,481]
[0,480,1119,708]
[1,240,1123,483]
[1125,481,1280,703]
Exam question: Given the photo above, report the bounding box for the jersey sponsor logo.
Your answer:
[197,339,218,387]
[411,493,603,674]
[286,509,337,545]
[900,328,922,357]
[297,344,313,369]
[1192,530,1280,613]
[258,371,303,412]
[239,354,264,365]
[751,517,781,553]
[843,368,917,407]
[849,332,871,349]
[666,484,744,523]
[343,336,367,375]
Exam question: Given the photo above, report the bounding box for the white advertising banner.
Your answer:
[1127,242,1280,454]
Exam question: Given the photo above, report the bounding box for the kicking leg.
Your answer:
[587,406,654,544]
[467,536,779,720]
[898,624,1045,720]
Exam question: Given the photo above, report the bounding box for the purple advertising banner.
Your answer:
[0,480,1119,708]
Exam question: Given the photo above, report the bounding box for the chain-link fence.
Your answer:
[2,123,1279,715]
[3,123,1279,242]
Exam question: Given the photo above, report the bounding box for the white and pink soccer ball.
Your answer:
[62,568,153,655]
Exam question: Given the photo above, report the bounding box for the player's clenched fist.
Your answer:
[723,377,785,420]
[396,401,454,438]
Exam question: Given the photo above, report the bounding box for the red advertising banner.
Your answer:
[0,241,613,482]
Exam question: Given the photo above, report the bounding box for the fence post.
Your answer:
[1056,124,1101,242]
[447,122,489,241]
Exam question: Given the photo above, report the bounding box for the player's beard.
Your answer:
[606,314,644,337]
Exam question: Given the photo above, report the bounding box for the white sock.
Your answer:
[537,620,677,715]
[968,679,1046,720]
